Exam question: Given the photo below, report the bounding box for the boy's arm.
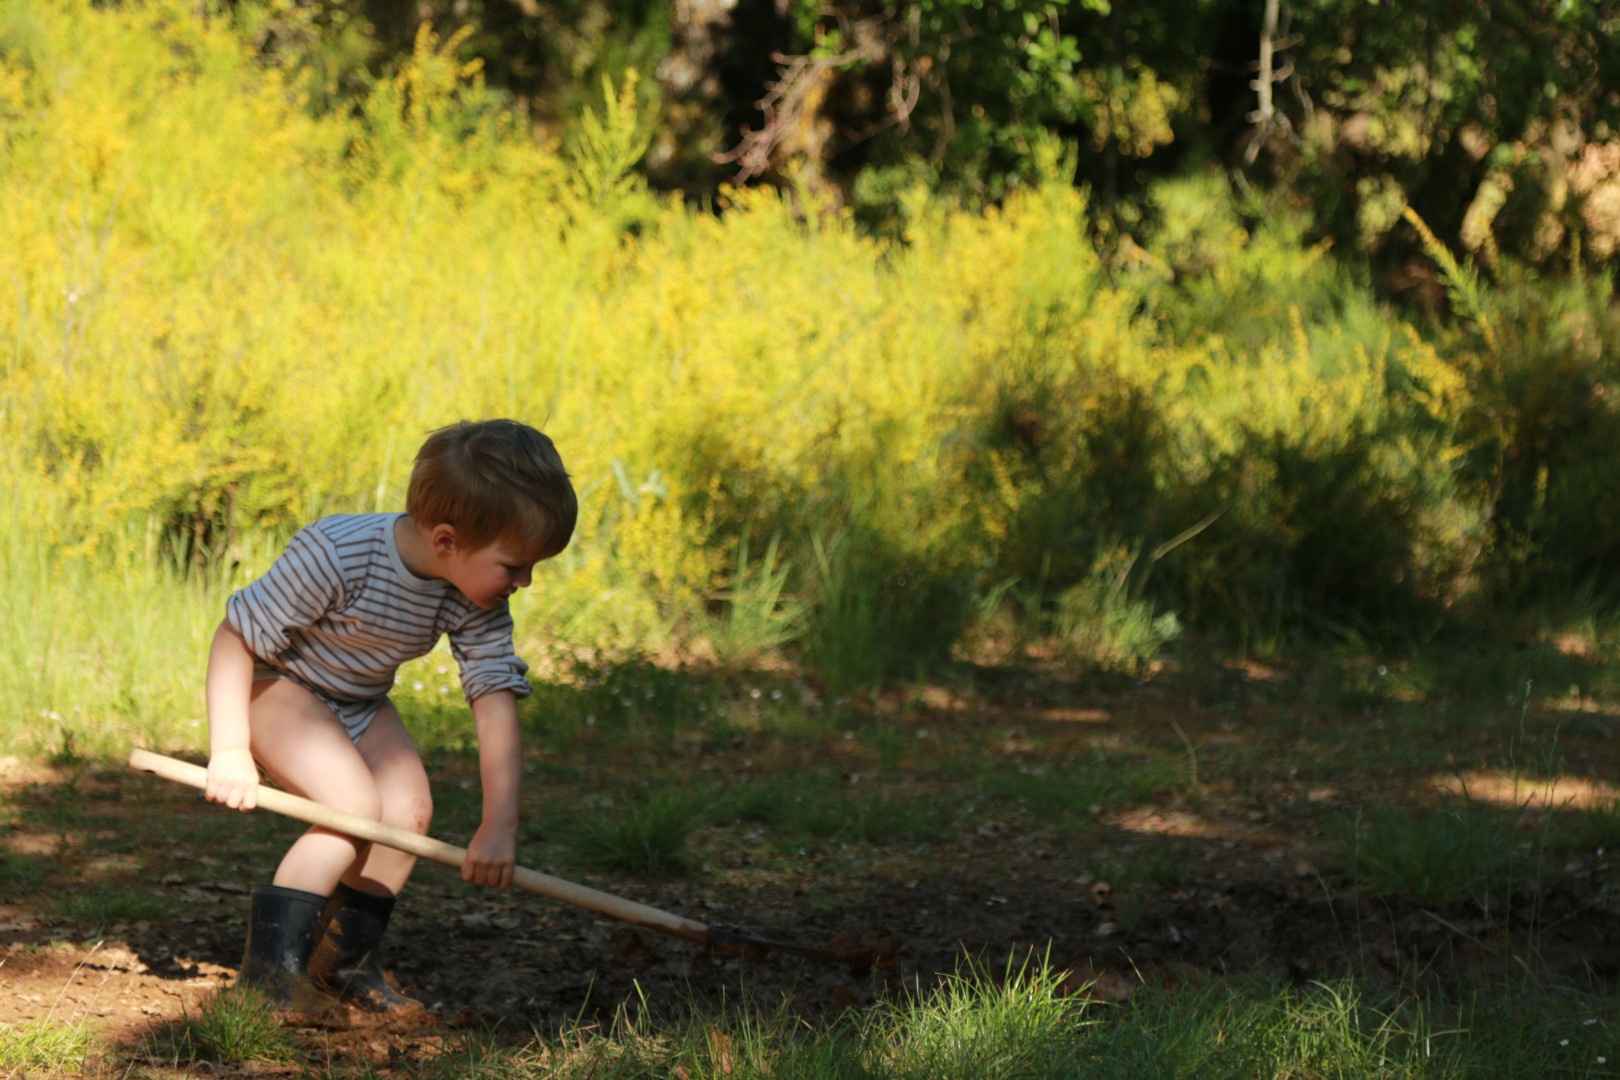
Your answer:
[463,689,522,889]
[205,621,261,811]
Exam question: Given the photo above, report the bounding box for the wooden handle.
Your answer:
[128,748,710,945]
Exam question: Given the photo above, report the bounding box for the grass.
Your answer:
[561,788,704,875]
[0,493,266,758]
[1088,977,1620,1078]
[388,955,1093,1078]
[521,655,724,751]
[1093,840,1201,927]
[1348,800,1527,906]
[1053,567,1184,676]
[708,530,808,666]
[716,774,955,845]
[143,989,298,1067]
[873,952,1091,1078]
[976,754,1179,823]
[1548,800,1620,853]
[48,880,173,932]
[0,850,48,891]
[0,1016,93,1077]
[49,879,173,929]
[116,962,1617,1078]
[799,528,964,697]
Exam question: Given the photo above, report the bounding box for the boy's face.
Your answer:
[442,535,549,610]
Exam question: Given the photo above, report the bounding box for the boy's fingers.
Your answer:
[215,782,256,811]
[205,768,258,812]
[461,861,513,888]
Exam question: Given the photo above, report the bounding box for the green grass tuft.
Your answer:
[0,1016,93,1078]
[1349,800,1524,905]
[562,789,701,876]
[708,530,808,667]
[145,989,298,1067]
[871,951,1094,1078]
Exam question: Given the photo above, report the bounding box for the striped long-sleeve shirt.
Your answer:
[226,514,531,714]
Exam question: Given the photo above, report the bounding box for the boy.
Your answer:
[203,419,576,1014]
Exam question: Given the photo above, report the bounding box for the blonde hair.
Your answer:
[406,420,577,557]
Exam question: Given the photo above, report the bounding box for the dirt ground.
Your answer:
[4,668,1619,1074]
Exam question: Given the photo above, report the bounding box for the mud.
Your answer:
[702,923,900,972]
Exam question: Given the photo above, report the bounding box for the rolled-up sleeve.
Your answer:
[225,527,346,663]
[450,605,532,704]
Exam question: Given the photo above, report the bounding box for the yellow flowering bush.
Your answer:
[3,0,1614,730]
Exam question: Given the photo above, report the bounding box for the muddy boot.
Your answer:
[237,884,334,1015]
[308,883,422,1013]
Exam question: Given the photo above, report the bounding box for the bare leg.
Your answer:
[342,700,432,898]
[247,679,380,895]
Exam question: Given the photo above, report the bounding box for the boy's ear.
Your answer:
[429,523,461,557]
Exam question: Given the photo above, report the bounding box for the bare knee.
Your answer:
[393,793,434,835]
[380,782,432,836]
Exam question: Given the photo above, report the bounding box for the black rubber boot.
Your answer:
[236,884,334,1015]
[308,883,422,1013]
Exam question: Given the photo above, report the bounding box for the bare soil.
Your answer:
[4,667,1619,1075]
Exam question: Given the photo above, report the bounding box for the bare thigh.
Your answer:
[248,678,381,822]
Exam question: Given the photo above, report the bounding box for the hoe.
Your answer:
[129,748,894,971]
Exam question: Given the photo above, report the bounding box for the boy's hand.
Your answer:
[205,748,260,811]
[463,821,516,889]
